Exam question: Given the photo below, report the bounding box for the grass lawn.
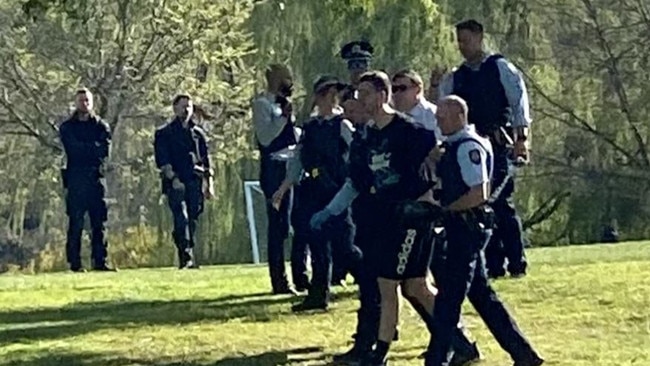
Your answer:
[0,242,648,366]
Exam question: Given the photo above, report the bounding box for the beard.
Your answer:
[279,83,293,97]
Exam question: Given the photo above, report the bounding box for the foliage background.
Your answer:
[1,0,648,272]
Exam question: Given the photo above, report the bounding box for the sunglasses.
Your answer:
[392,84,411,93]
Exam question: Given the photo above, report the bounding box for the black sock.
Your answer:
[374,340,390,359]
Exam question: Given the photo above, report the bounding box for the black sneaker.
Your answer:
[332,344,371,364]
[360,350,387,366]
[273,285,300,296]
[70,266,86,273]
[294,282,311,292]
[513,355,544,366]
[487,271,506,279]
[291,297,328,312]
[93,265,117,272]
[449,342,481,366]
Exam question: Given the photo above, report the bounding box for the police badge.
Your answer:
[469,149,481,165]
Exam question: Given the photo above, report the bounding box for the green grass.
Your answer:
[0,242,648,366]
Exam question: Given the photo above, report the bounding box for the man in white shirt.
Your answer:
[391,69,443,140]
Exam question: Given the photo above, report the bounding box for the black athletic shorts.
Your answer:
[370,202,435,280]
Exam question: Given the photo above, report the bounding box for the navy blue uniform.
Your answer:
[289,114,360,309]
[442,54,530,277]
[59,113,111,271]
[348,124,381,350]
[154,118,211,268]
[426,126,542,366]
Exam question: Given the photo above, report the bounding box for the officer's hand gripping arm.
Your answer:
[309,179,359,230]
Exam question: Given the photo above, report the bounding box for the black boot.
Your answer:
[332,343,372,364]
[513,354,544,366]
[291,294,328,312]
[360,349,388,366]
[406,297,480,365]
[177,245,196,269]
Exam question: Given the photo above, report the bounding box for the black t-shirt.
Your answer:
[349,112,436,202]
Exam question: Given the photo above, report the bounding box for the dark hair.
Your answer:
[265,64,291,84]
[392,69,424,87]
[359,71,391,95]
[455,19,484,34]
[172,94,191,106]
[76,87,91,96]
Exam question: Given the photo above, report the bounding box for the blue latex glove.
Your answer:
[310,208,333,231]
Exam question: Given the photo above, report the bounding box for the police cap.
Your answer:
[340,40,374,71]
[313,74,348,94]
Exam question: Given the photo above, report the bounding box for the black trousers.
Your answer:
[65,172,108,269]
[260,156,292,291]
[351,199,380,348]
[428,216,538,365]
[166,178,204,251]
[485,143,528,276]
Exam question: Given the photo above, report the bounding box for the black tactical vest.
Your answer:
[453,54,511,135]
[299,115,349,199]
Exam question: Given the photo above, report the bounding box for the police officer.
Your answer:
[59,88,114,273]
[439,19,532,278]
[341,40,374,87]
[391,70,481,365]
[327,89,383,363]
[324,40,375,287]
[425,95,543,366]
[154,94,213,269]
[273,75,360,311]
[252,64,301,295]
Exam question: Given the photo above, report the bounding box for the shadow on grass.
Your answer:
[1,347,327,366]
[0,290,357,346]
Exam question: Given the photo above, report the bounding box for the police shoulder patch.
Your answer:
[468,149,481,165]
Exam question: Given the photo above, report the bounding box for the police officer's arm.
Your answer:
[153,129,175,180]
[252,96,289,147]
[96,119,111,160]
[495,59,531,139]
[446,141,490,211]
[272,140,303,208]
[324,179,359,215]
[197,128,213,177]
[436,72,454,99]
[340,119,354,148]
[282,147,303,185]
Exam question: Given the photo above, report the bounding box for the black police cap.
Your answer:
[340,40,374,71]
[340,40,374,60]
[313,75,347,94]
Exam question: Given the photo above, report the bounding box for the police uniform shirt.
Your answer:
[445,125,493,188]
[438,55,532,128]
[252,92,293,147]
[408,97,444,142]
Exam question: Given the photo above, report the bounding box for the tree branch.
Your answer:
[523,190,571,230]
[581,0,649,166]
